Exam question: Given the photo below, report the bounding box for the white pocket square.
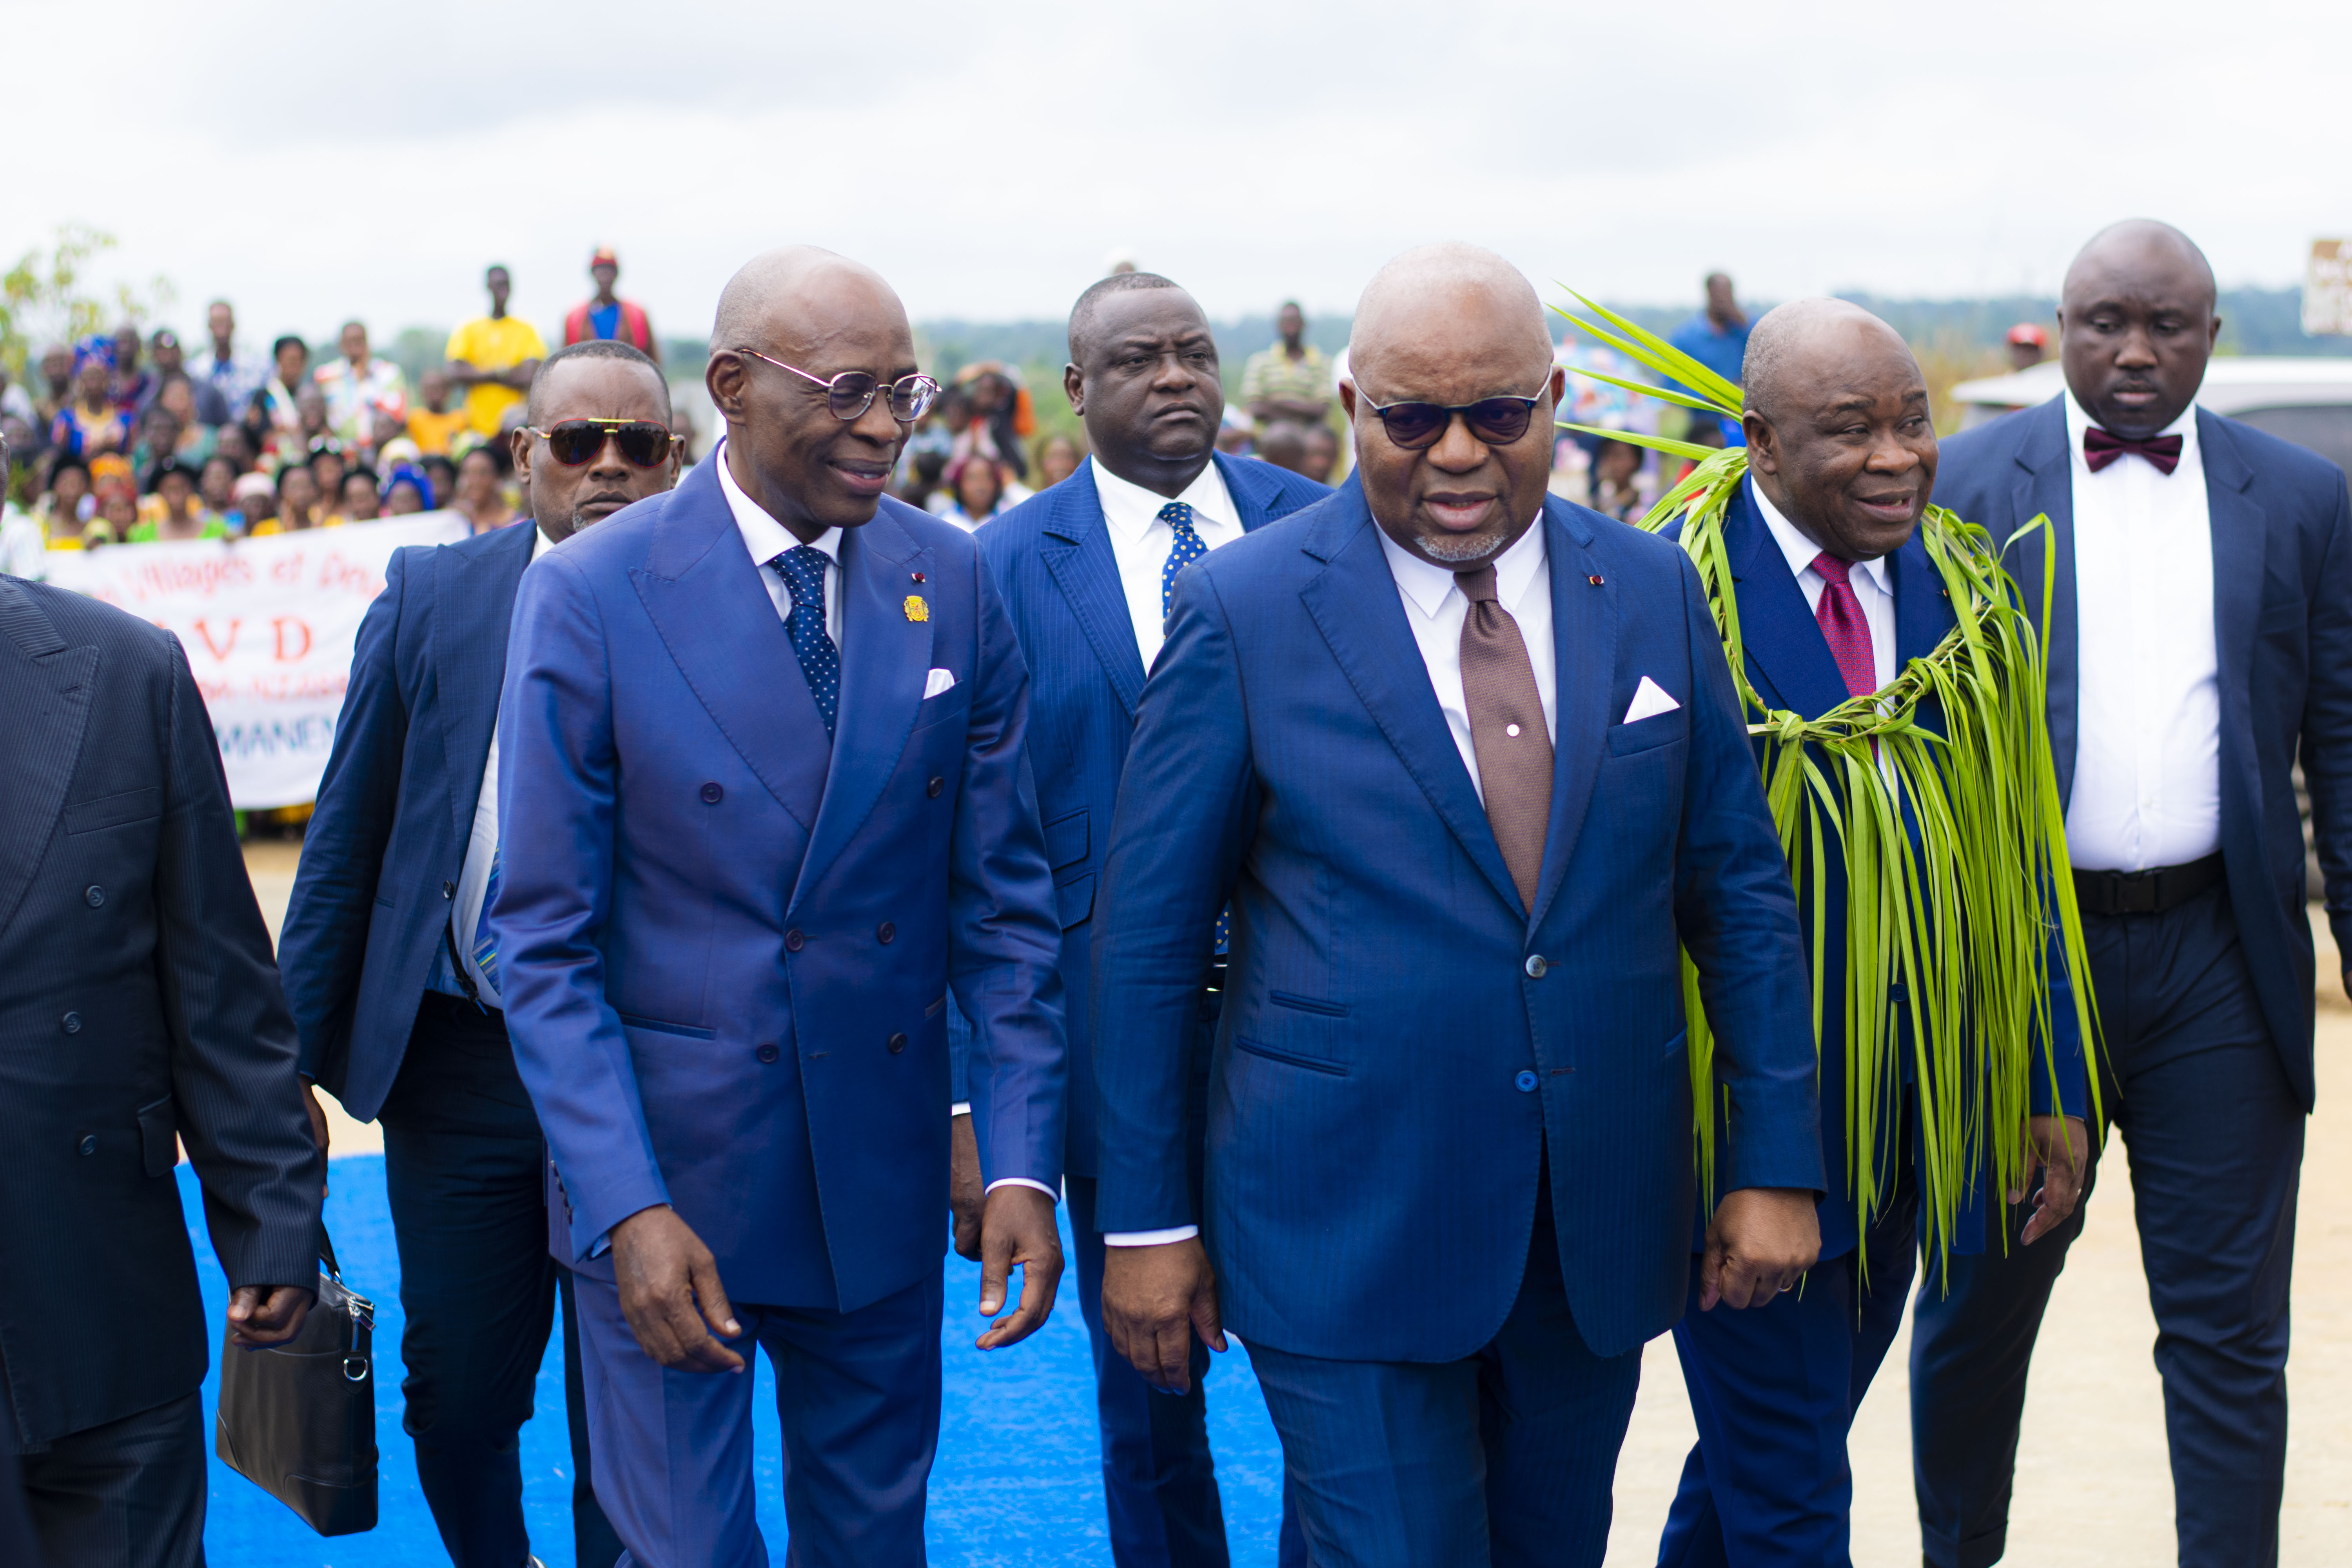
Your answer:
[923,668,957,700]
[1621,676,1681,725]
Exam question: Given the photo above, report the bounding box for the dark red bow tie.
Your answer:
[2084,426,2183,475]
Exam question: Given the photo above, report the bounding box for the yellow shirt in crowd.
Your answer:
[445,315,548,436]
[407,405,472,456]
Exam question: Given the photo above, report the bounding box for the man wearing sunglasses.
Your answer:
[279,338,678,1568]
[493,246,1067,1566]
[1092,243,1821,1568]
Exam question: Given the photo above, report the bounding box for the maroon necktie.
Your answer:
[2082,426,2183,475]
[1456,563,1552,911]
[1811,553,1877,701]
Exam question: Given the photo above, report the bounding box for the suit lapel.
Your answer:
[1212,450,1287,531]
[2005,399,2078,805]
[436,522,536,844]
[2200,411,2268,842]
[632,461,829,829]
[794,504,932,908]
[1038,465,1149,718]
[1890,530,1954,668]
[1724,485,1851,720]
[1527,501,1617,932]
[0,582,96,944]
[1298,483,1523,916]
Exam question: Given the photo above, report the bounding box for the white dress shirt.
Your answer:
[718,441,1051,1201]
[440,525,556,1011]
[2061,392,2221,872]
[1091,455,1245,669]
[1750,477,1896,693]
[715,437,841,635]
[1376,514,1557,802]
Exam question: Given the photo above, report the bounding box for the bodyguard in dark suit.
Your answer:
[1652,303,2085,1568]
[1093,245,1824,1568]
[971,272,1325,1568]
[495,248,1067,1566]
[278,340,680,1568]
[1913,220,2352,1568]
[0,571,320,1568]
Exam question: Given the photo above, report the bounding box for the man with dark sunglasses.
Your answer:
[1092,243,1821,1568]
[278,338,677,1568]
[494,246,1067,1566]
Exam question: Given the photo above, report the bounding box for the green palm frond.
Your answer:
[1552,293,2100,1267]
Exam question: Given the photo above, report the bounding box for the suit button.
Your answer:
[78,1134,97,1156]
[701,782,724,804]
[785,929,805,952]
[887,1032,908,1054]
[926,777,944,799]
[61,1012,82,1034]
[755,1043,780,1064]
[1515,1070,1539,1093]
[443,880,456,900]
[877,922,895,944]
[1524,955,1549,978]
[84,886,105,908]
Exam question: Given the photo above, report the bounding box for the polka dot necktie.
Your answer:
[1159,500,1229,956]
[769,546,840,741]
[1810,552,1878,701]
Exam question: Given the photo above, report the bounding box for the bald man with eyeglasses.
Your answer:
[491,247,1067,1566]
[279,338,680,1568]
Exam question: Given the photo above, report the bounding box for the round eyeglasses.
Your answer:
[739,349,942,424]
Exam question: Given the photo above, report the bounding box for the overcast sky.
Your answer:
[7,0,2342,348]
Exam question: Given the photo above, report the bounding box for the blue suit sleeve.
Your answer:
[1666,550,1826,1198]
[277,547,414,1082]
[2030,920,2088,1120]
[946,559,1067,1190]
[2301,474,2352,964]
[493,551,670,1261]
[1089,564,1257,1233]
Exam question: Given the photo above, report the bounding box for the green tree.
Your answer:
[0,224,175,382]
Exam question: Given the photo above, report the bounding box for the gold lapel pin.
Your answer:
[904,595,929,623]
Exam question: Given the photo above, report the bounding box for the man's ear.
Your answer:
[1063,361,1085,418]
[508,428,532,490]
[706,351,747,422]
[1337,380,1358,420]
[1741,410,1777,475]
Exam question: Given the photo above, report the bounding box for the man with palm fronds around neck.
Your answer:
[1646,300,2089,1568]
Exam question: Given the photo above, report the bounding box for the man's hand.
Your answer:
[975,1185,1063,1350]
[301,1079,330,1198]
[610,1205,744,1373]
[2013,1114,2090,1245]
[1700,1187,1820,1310]
[1102,1236,1224,1394]
[228,1284,316,1349]
[950,1113,984,1261]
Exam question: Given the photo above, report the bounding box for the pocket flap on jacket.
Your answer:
[1056,873,1096,929]
[1043,809,1089,870]
[66,787,162,835]
[135,1094,178,1178]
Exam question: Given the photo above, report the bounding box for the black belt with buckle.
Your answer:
[2071,852,2224,917]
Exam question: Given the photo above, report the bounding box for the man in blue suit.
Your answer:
[280,338,679,1568]
[972,271,1325,1567]
[1652,301,2086,1568]
[494,247,1067,1567]
[1913,220,2352,1568]
[1091,243,1825,1568]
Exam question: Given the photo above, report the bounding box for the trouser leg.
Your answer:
[562,1267,628,1568]
[17,1391,207,1568]
[379,996,561,1568]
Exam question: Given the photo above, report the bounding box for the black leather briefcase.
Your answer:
[214,1230,379,1536]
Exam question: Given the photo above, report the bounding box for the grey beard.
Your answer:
[1415,528,1510,564]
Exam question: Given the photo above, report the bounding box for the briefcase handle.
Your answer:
[318,1225,341,1283]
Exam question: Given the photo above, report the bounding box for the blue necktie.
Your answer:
[1159,501,1229,957]
[470,849,501,998]
[769,546,840,741]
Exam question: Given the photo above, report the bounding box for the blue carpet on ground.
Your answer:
[180,1158,1289,1565]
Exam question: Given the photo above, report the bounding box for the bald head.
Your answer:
[2058,219,2220,439]
[1742,298,1917,427]
[713,245,909,355]
[1348,243,1552,399]
[2065,220,2215,314]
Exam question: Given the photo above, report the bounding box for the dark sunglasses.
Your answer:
[525,419,676,467]
[1361,387,1548,450]
[739,349,942,423]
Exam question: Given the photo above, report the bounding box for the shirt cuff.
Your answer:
[985,1177,1058,1203]
[951,1102,971,1117]
[1104,1225,1199,1247]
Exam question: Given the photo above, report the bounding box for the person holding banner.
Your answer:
[276,339,679,1568]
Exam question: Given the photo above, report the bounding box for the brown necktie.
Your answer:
[1456,564,1552,910]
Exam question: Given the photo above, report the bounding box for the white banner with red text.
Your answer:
[46,514,470,809]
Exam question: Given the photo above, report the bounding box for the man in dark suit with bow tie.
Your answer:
[969,271,1325,1567]
[1915,219,2352,1568]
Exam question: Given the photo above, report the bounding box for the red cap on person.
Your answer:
[589,246,619,268]
[2006,322,2047,348]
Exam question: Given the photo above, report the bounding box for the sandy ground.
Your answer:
[243,840,2352,1564]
